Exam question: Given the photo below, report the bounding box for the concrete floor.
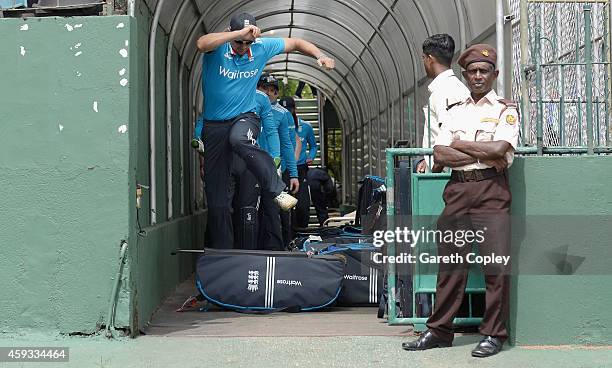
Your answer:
[3,277,612,367]
[143,277,411,338]
[2,334,612,368]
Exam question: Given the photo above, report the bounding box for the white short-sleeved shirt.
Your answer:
[434,89,520,171]
[422,69,471,149]
[422,69,470,170]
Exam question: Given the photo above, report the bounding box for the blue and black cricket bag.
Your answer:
[291,225,373,249]
[312,244,385,306]
[195,249,345,312]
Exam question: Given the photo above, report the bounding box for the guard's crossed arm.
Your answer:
[449,140,511,161]
[432,145,478,172]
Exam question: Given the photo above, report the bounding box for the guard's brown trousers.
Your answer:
[426,169,511,342]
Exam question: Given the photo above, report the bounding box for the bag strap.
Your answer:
[234,305,302,314]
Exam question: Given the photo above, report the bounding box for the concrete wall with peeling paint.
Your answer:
[0,16,133,333]
[0,9,205,335]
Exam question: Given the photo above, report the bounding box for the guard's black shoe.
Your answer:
[401,330,452,351]
[471,336,503,358]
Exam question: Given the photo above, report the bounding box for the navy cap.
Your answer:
[229,12,257,31]
[279,97,296,110]
[258,73,279,89]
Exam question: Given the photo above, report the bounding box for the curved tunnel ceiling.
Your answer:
[146,0,501,133]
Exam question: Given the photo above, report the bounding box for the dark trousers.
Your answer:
[426,172,512,342]
[258,192,284,251]
[280,171,293,248]
[231,156,260,250]
[203,113,286,249]
[280,165,311,246]
[231,156,283,251]
[293,164,311,229]
[308,177,330,226]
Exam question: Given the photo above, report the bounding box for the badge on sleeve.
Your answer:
[506,114,517,125]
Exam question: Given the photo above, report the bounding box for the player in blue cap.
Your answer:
[196,12,335,249]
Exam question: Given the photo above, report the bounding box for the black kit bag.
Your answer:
[355,176,387,235]
[195,249,346,312]
[316,244,384,306]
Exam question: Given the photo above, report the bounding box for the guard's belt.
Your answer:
[451,167,502,182]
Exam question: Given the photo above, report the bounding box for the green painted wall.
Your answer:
[126,0,206,334]
[131,213,205,332]
[508,156,612,345]
[0,8,205,336]
[0,16,133,333]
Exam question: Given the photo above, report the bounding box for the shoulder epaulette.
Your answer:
[446,101,463,111]
[498,99,520,120]
[498,99,518,109]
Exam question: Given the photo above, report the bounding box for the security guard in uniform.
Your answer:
[402,44,520,358]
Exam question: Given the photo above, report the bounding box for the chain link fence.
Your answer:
[511,0,611,149]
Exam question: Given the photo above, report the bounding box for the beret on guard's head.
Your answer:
[458,44,497,69]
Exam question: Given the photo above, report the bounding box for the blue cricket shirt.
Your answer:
[201,37,285,121]
[296,118,318,165]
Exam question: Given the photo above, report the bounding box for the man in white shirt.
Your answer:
[416,34,470,173]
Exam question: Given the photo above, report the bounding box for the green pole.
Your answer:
[575,5,582,146]
[605,1,611,146]
[560,65,565,145]
[535,4,544,155]
[520,0,531,146]
[597,98,601,146]
[385,149,397,323]
[578,96,583,145]
[584,4,595,155]
[554,6,564,146]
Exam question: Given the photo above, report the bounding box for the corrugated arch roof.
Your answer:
[149,0,504,133]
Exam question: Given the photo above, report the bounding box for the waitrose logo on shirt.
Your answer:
[219,66,259,80]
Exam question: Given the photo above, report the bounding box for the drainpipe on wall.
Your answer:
[148,0,166,225]
[105,240,129,339]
